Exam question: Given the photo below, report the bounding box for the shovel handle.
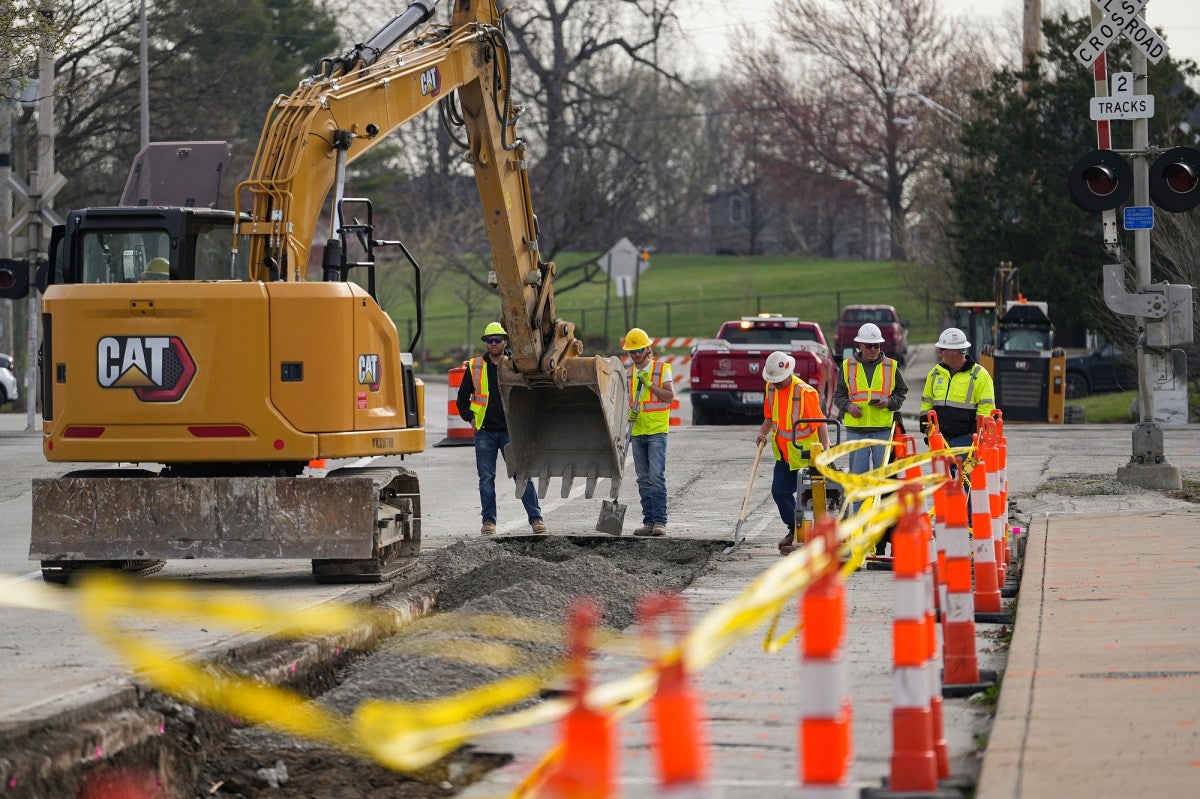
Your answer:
[738,437,767,522]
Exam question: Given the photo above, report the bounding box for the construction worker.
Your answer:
[920,327,997,449]
[140,257,169,280]
[834,322,908,513]
[755,351,830,552]
[456,322,547,536]
[623,327,674,536]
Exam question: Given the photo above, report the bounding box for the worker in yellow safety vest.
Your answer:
[919,327,997,450]
[834,322,908,514]
[755,351,830,552]
[623,327,674,536]
[456,322,547,536]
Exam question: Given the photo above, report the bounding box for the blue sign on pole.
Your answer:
[1123,206,1154,230]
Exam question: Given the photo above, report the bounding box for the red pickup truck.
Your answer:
[689,314,836,425]
[833,304,909,364]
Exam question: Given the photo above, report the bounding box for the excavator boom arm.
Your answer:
[237,0,627,492]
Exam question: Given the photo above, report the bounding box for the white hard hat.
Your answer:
[854,322,885,344]
[935,327,971,350]
[762,351,796,382]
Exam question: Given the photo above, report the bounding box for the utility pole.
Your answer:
[1022,0,1041,65]
[140,0,149,148]
[1,91,12,359]
[26,39,55,432]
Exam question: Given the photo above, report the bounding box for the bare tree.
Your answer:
[43,0,338,213]
[500,0,686,257]
[736,0,987,261]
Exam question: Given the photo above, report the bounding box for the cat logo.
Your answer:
[97,335,196,402]
[419,66,441,97]
[358,353,382,391]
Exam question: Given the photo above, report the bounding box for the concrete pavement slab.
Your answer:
[977,510,1200,799]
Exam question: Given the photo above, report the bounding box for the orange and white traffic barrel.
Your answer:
[436,365,475,447]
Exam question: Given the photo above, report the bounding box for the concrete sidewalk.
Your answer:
[978,509,1200,799]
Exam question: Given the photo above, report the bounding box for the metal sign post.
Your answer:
[1073,3,1187,489]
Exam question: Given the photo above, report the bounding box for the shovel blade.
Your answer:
[595,499,626,535]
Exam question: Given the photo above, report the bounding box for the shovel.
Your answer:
[595,420,635,535]
[726,437,767,554]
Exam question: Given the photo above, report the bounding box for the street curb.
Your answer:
[0,568,439,795]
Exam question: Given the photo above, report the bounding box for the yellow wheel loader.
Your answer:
[29,0,627,584]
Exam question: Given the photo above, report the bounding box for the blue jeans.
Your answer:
[846,428,888,514]
[846,428,888,476]
[946,432,975,449]
[632,433,668,525]
[474,429,541,524]
[771,458,799,531]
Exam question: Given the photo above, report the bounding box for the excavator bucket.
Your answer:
[500,355,629,500]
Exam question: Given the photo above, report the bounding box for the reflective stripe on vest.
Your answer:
[630,360,671,436]
[469,356,489,431]
[925,364,983,410]
[844,356,895,428]
[629,360,670,412]
[768,376,819,468]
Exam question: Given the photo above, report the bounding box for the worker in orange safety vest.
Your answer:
[755,351,830,553]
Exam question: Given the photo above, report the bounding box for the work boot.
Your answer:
[778,530,797,555]
[633,524,654,536]
[480,521,497,535]
[650,524,667,536]
[530,519,548,534]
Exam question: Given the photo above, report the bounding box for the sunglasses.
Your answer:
[630,347,649,355]
[860,343,881,349]
[485,337,506,344]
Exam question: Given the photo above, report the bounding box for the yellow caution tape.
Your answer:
[0,441,967,781]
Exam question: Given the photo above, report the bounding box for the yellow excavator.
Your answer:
[29,0,627,583]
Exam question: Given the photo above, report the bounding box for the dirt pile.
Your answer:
[195,536,720,797]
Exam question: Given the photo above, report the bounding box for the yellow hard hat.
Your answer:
[623,327,652,351]
[481,321,507,340]
[145,257,169,276]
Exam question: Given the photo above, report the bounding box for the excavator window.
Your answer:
[81,231,170,284]
[191,222,250,281]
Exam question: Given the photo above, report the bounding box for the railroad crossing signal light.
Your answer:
[1149,146,1200,213]
[1067,149,1133,213]
[0,258,30,300]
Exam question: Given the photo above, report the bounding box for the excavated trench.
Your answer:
[46,536,724,799]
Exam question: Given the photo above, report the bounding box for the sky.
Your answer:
[678,0,1200,72]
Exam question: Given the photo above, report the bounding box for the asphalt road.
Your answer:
[1,357,1197,795]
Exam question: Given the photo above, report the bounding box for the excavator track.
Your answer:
[40,559,166,586]
[30,467,421,585]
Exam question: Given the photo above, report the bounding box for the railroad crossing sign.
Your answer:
[5,171,67,239]
[1074,0,1169,67]
[1090,71,1155,120]
[600,237,649,297]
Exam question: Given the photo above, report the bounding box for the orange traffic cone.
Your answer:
[967,438,1002,614]
[888,485,938,793]
[638,594,708,791]
[545,599,615,799]
[799,517,853,794]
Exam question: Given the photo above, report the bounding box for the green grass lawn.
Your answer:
[1072,391,1136,423]
[387,254,943,368]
